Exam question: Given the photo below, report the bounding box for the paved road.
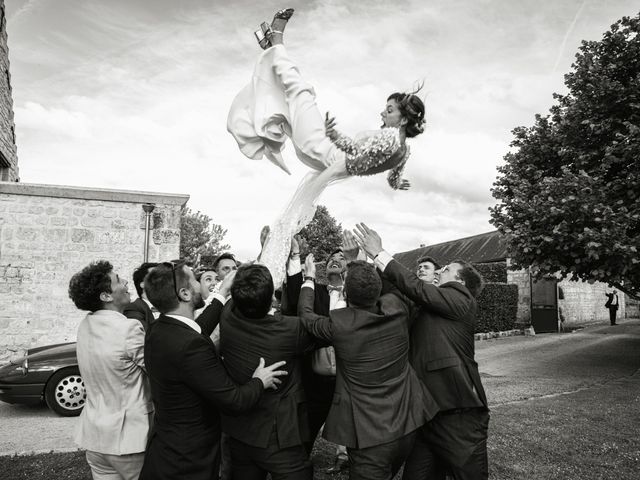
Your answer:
[477,319,640,406]
[1,319,638,455]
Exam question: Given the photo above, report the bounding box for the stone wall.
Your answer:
[558,276,625,326]
[504,259,626,329]
[625,294,639,319]
[0,1,18,182]
[506,259,531,327]
[0,182,188,360]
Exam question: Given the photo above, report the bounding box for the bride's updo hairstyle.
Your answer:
[388,88,426,138]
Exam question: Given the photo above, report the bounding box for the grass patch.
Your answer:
[488,375,640,479]
[0,450,89,479]
[2,375,638,479]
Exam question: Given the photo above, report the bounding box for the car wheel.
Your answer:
[44,367,86,417]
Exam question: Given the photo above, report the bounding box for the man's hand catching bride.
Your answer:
[252,358,288,390]
[325,112,338,141]
[353,223,384,259]
[342,230,360,263]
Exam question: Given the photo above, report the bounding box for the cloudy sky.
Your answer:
[5,0,638,259]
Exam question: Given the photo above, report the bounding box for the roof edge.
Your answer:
[0,181,190,206]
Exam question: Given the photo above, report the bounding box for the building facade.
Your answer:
[0,182,188,361]
[394,231,627,331]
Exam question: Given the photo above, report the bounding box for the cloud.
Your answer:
[6,0,639,260]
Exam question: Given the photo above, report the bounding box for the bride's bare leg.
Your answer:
[268,8,294,46]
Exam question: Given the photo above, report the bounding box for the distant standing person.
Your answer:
[605,289,620,326]
[69,260,152,480]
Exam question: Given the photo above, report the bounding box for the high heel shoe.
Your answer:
[272,8,295,23]
[254,8,294,49]
[254,22,272,50]
[267,8,294,44]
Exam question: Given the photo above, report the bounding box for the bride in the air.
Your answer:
[227,8,426,285]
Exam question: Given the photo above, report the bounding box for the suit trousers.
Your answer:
[608,306,618,325]
[403,409,490,480]
[347,430,417,480]
[301,362,335,454]
[228,426,312,480]
[220,432,232,480]
[85,450,145,480]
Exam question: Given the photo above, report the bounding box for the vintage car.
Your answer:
[0,342,85,416]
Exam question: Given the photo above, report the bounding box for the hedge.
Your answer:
[474,262,508,283]
[476,282,518,333]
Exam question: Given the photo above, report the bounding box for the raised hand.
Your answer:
[260,225,270,247]
[325,112,338,141]
[252,358,288,390]
[257,225,271,262]
[398,179,411,190]
[342,230,360,263]
[217,269,237,298]
[304,253,316,279]
[289,235,300,258]
[353,223,384,258]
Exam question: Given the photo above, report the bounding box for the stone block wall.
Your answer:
[0,1,18,182]
[506,259,531,326]
[625,294,639,319]
[558,276,625,326]
[0,182,188,361]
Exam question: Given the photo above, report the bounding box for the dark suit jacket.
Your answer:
[123,297,155,332]
[284,270,406,317]
[383,260,489,412]
[216,300,316,449]
[284,271,331,316]
[605,293,619,310]
[299,287,437,449]
[140,314,263,480]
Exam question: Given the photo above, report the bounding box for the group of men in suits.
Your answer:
[69,220,491,480]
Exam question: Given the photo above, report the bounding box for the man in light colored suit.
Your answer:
[69,260,152,480]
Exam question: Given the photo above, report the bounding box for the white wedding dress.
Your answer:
[228,45,410,286]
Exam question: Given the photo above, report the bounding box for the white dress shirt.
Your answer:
[166,314,202,334]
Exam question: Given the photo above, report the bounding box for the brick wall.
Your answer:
[0,182,188,360]
[0,1,18,182]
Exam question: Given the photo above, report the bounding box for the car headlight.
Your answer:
[16,357,28,376]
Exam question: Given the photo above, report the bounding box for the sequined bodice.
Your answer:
[332,127,410,190]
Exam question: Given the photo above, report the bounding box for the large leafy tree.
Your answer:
[298,205,343,260]
[490,13,640,296]
[179,207,230,264]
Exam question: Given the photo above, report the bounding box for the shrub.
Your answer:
[476,283,518,333]
[475,262,507,283]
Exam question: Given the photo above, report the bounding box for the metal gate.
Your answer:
[530,276,559,333]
